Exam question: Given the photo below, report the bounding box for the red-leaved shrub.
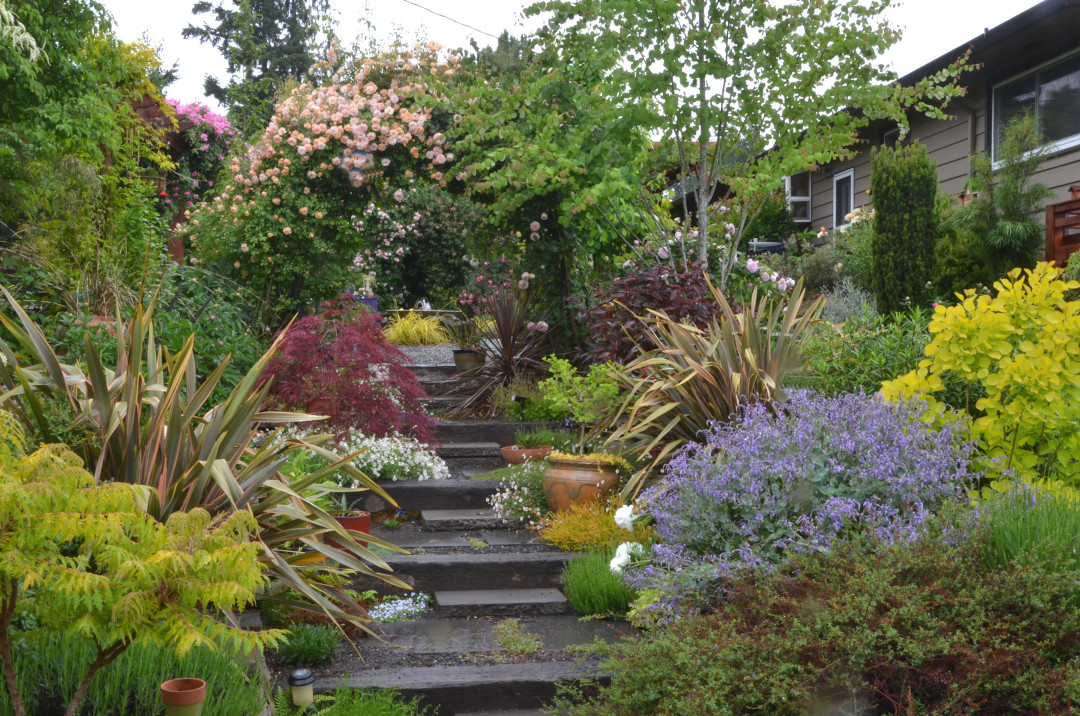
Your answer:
[575,261,727,365]
[259,299,435,442]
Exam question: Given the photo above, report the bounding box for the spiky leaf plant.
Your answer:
[0,286,409,638]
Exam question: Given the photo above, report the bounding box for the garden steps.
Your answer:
[433,588,569,618]
[359,478,498,512]
[314,661,605,715]
[433,441,505,473]
[434,420,562,446]
[377,615,628,653]
[421,508,518,531]
[351,551,574,594]
[368,528,538,550]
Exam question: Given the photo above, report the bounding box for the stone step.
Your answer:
[421,508,518,531]
[370,528,540,550]
[434,442,503,458]
[359,479,499,513]
[420,396,463,410]
[315,661,605,715]
[456,710,550,716]
[435,421,563,446]
[434,588,568,617]
[408,364,458,379]
[378,615,632,654]
[352,551,575,593]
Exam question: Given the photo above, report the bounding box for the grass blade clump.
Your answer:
[562,551,637,617]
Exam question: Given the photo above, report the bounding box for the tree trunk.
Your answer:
[63,642,128,716]
[0,580,25,716]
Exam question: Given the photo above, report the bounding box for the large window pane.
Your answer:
[1039,53,1080,143]
[994,74,1037,156]
[834,173,853,226]
[789,172,810,197]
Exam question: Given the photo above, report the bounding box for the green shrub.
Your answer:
[513,426,576,450]
[0,636,263,716]
[275,683,436,716]
[488,460,550,524]
[794,242,841,293]
[871,141,937,313]
[541,498,653,552]
[562,551,637,617]
[490,375,567,422]
[791,308,930,396]
[819,276,876,325]
[832,209,875,292]
[553,517,1080,715]
[276,623,341,665]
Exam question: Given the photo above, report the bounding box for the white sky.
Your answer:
[99,0,1044,111]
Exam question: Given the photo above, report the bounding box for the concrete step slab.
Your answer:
[480,530,542,546]
[434,442,503,458]
[372,530,474,549]
[434,588,568,618]
[321,660,604,714]
[352,551,575,593]
[435,421,564,446]
[359,479,498,513]
[378,615,632,654]
[456,710,551,716]
[408,364,458,378]
[422,508,518,531]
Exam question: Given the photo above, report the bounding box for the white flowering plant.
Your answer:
[488,461,549,527]
[332,429,450,483]
[368,593,431,622]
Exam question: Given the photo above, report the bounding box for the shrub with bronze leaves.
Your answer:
[260,298,434,441]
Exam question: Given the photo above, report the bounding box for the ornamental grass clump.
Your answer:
[635,390,976,607]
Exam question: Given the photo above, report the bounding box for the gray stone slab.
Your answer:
[374,531,473,549]
[479,530,541,546]
[422,508,518,531]
[377,615,633,654]
[434,442,504,458]
[351,551,575,592]
[435,588,567,617]
[457,711,551,716]
[359,479,498,512]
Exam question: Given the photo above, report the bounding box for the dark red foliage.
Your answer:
[259,299,435,443]
[574,261,728,365]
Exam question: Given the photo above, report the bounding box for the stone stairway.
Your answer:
[330,418,633,715]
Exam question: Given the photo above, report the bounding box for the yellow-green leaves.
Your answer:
[881,262,1080,487]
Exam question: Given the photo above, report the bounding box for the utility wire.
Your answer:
[400,0,502,41]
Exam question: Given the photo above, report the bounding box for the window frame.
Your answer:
[991,47,1080,165]
[785,172,812,226]
[833,169,854,228]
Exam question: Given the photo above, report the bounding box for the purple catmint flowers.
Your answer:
[631,390,977,608]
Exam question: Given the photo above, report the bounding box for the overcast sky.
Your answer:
[99,0,1045,112]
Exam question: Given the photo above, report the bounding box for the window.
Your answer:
[785,172,811,226]
[882,127,900,148]
[833,169,854,227]
[993,49,1080,161]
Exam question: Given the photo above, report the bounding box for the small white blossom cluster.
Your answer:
[368,593,431,622]
[334,429,450,482]
[610,541,646,574]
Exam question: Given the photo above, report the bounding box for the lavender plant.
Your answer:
[633,391,977,608]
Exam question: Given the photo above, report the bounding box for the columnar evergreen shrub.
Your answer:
[871,142,938,313]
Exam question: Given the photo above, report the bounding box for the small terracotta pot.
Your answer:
[305,397,334,415]
[501,445,553,465]
[330,511,371,549]
[542,455,620,512]
[161,677,206,716]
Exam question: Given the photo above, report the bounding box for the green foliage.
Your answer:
[950,111,1056,278]
[562,551,637,618]
[274,683,436,716]
[0,433,279,716]
[871,141,938,313]
[383,311,452,346]
[513,426,575,450]
[553,520,1080,715]
[0,288,409,641]
[791,308,930,396]
[275,623,340,665]
[831,209,876,292]
[528,0,972,288]
[538,357,621,450]
[487,460,550,524]
[882,262,1080,489]
[0,635,264,716]
[598,278,822,498]
[978,486,1080,578]
[741,190,796,245]
[183,0,331,135]
[493,618,543,655]
[540,498,652,552]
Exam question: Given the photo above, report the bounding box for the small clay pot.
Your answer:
[161,677,206,716]
[501,445,553,465]
[542,455,620,512]
[330,511,371,549]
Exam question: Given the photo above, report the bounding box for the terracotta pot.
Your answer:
[543,455,620,512]
[330,511,371,549]
[161,677,206,716]
[452,349,485,372]
[305,397,334,415]
[501,445,553,465]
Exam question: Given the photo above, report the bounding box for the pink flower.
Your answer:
[393,190,405,202]
[209,315,216,321]
[530,221,541,232]
[746,258,759,273]
[658,247,669,259]
[535,321,549,332]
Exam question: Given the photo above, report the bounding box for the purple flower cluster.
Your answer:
[631,391,977,605]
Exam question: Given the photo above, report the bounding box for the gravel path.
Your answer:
[399,344,458,366]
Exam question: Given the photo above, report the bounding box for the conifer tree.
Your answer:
[183,0,331,135]
[871,142,938,314]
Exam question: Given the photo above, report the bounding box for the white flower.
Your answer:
[746,258,759,273]
[614,504,637,531]
[610,541,643,574]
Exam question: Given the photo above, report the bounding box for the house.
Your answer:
[795,0,1080,261]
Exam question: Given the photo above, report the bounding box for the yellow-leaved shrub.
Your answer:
[881,262,1080,490]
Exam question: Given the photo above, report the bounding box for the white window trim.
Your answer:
[833,169,854,228]
[991,46,1080,166]
[784,174,812,224]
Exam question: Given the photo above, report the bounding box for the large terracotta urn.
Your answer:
[542,454,620,512]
